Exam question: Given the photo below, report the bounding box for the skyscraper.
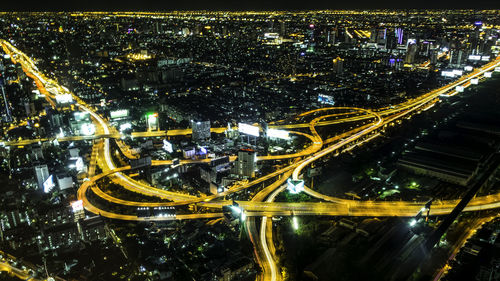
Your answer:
[237,149,256,178]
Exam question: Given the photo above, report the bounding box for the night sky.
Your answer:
[0,0,499,11]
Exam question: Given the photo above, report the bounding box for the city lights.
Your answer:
[1,10,500,281]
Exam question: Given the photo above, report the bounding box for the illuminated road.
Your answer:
[0,261,41,281]
[3,38,500,281]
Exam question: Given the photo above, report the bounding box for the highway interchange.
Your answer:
[2,38,500,281]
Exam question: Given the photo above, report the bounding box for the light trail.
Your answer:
[3,38,500,281]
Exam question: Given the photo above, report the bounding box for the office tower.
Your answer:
[237,149,256,178]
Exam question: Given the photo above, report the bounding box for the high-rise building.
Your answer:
[376,28,387,48]
[34,164,50,190]
[430,49,438,65]
[191,121,211,141]
[405,43,418,64]
[332,57,344,74]
[395,28,404,45]
[450,49,467,67]
[237,149,256,178]
[0,61,12,122]
[154,22,163,34]
[280,21,286,37]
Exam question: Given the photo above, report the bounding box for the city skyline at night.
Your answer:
[0,9,499,281]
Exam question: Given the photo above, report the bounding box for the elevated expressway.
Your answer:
[3,38,500,281]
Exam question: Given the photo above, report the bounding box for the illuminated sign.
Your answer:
[110,109,129,119]
[484,72,492,78]
[71,200,84,213]
[147,113,158,131]
[267,129,290,140]
[441,71,455,78]
[264,33,280,39]
[455,86,464,93]
[471,78,479,85]
[119,123,132,131]
[163,139,173,153]
[43,175,55,193]
[55,94,73,104]
[468,55,481,61]
[481,56,490,61]
[80,123,95,136]
[238,123,259,137]
[464,66,473,71]
[442,69,464,78]
[287,179,304,194]
[318,94,335,105]
[495,67,500,72]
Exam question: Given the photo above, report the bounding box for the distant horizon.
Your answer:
[0,0,499,12]
[1,9,500,12]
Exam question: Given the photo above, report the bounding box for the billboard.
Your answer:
[468,55,481,61]
[464,65,473,71]
[110,109,129,119]
[318,94,335,105]
[238,123,259,137]
[495,67,500,72]
[441,71,455,78]
[471,78,479,85]
[484,72,492,78]
[481,56,490,61]
[119,123,132,131]
[163,139,173,153]
[264,33,280,39]
[55,94,73,104]
[267,129,290,140]
[455,86,464,93]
